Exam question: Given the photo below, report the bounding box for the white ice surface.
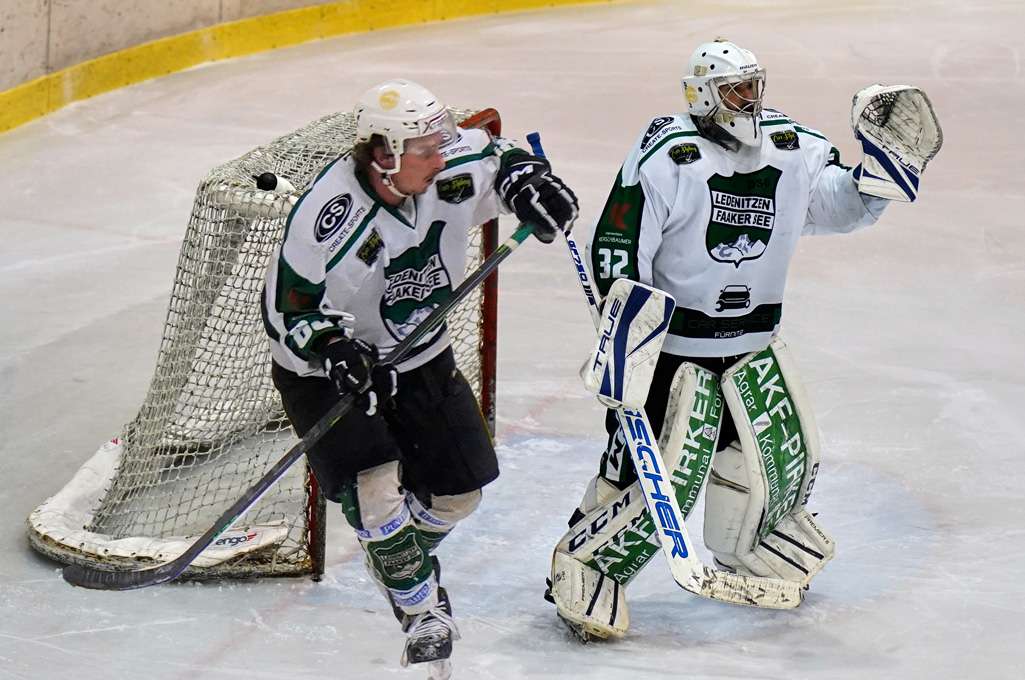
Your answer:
[1,0,1023,678]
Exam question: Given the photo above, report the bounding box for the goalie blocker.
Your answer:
[550,336,834,638]
[580,278,675,410]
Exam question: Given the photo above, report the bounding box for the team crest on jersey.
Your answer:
[669,143,701,165]
[380,220,452,341]
[705,166,782,268]
[356,228,384,265]
[314,193,354,242]
[436,173,475,204]
[770,130,800,150]
[641,117,676,150]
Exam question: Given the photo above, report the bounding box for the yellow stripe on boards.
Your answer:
[0,0,613,135]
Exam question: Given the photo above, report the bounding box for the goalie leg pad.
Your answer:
[581,279,675,409]
[554,362,723,589]
[556,476,658,587]
[705,338,834,586]
[549,550,629,640]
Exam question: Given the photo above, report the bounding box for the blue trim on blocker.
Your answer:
[629,296,675,358]
[600,360,613,400]
[857,131,918,197]
[610,287,654,402]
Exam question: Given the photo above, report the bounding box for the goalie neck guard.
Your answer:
[681,40,766,150]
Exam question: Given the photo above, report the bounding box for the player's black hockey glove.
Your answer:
[320,337,397,416]
[496,151,578,244]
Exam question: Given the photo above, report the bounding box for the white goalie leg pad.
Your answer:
[704,338,835,586]
[581,278,675,409]
[851,84,943,202]
[549,361,722,627]
[558,363,722,576]
[704,444,834,585]
[556,476,652,571]
[549,550,629,640]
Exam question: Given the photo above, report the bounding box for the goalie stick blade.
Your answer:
[682,565,805,610]
[62,559,185,590]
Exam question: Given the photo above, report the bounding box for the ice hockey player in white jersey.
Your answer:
[546,40,942,640]
[262,79,577,675]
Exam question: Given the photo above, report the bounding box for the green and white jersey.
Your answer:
[263,128,504,376]
[589,109,886,358]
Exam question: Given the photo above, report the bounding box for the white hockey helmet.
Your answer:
[354,79,458,171]
[681,40,766,147]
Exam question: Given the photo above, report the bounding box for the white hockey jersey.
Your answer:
[263,128,503,376]
[588,109,887,358]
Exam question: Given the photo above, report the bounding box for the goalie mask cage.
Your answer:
[27,108,501,580]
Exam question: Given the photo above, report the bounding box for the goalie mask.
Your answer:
[681,40,766,149]
[354,79,458,175]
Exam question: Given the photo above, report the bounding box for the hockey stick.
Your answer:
[63,221,538,590]
[527,132,802,609]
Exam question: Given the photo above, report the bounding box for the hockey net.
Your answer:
[27,108,500,580]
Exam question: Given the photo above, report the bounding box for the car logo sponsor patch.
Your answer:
[669,143,701,164]
[770,130,800,151]
[716,284,752,312]
[314,193,354,242]
[356,228,384,265]
[436,173,475,204]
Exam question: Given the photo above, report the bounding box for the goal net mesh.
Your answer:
[27,108,498,579]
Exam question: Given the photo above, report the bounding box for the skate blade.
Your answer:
[427,658,452,680]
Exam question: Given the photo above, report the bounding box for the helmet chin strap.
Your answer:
[371,160,410,200]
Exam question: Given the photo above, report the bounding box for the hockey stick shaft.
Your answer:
[63,221,537,590]
[526,132,802,609]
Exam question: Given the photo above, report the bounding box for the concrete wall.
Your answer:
[0,0,336,91]
[1,0,51,91]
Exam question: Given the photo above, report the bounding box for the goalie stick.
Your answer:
[527,132,802,609]
[62,220,538,590]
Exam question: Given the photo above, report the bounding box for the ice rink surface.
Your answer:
[2,0,1023,677]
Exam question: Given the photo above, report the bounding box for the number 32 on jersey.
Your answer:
[597,248,629,279]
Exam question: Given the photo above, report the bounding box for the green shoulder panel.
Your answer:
[591,169,645,296]
[275,255,324,317]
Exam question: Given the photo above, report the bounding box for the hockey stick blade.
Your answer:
[62,221,537,590]
[526,130,803,610]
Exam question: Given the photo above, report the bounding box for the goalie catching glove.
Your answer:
[851,84,943,202]
[496,151,578,243]
[320,337,397,416]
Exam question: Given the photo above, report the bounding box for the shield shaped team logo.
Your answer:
[373,532,425,581]
[705,166,782,268]
[381,220,452,342]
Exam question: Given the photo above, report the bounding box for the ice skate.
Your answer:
[400,586,460,676]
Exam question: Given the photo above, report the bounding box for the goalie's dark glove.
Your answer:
[320,337,397,416]
[496,151,578,244]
